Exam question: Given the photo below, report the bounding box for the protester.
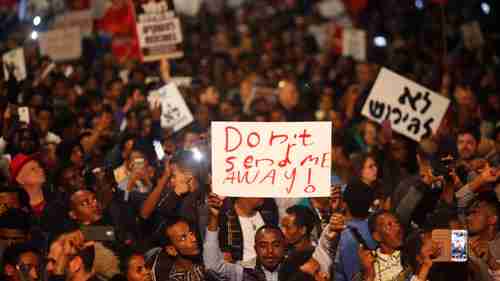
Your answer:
[356,211,439,281]
[218,197,278,265]
[280,205,318,252]
[1,0,499,281]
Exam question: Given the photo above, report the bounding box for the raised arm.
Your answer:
[204,193,243,281]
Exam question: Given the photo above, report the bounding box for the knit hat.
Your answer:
[9,154,37,183]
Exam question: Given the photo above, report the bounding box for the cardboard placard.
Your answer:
[39,28,82,62]
[147,83,193,132]
[2,48,27,82]
[135,0,183,62]
[54,10,94,36]
[342,28,366,61]
[361,68,450,142]
[211,122,332,198]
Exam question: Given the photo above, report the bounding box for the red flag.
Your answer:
[96,0,140,62]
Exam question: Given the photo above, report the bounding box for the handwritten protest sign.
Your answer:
[211,122,332,198]
[148,83,193,132]
[54,10,93,37]
[2,48,27,82]
[135,0,183,62]
[361,68,450,142]
[342,28,366,61]
[39,28,82,62]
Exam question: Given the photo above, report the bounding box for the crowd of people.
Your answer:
[1,0,500,281]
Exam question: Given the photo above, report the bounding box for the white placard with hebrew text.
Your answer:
[211,122,332,198]
[361,68,450,142]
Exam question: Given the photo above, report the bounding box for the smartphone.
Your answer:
[81,226,116,241]
[153,140,165,161]
[18,107,30,124]
[432,229,468,262]
[451,230,468,262]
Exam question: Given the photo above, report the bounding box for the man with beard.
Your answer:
[203,194,335,281]
[456,126,480,166]
[149,216,217,281]
[205,193,286,281]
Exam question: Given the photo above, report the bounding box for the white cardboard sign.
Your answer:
[135,1,184,61]
[211,122,332,198]
[148,83,193,132]
[54,10,94,37]
[39,28,82,62]
[342,28,366,61]
[2,48,27,82]
[137,16,183,48]
[361,68,450,142]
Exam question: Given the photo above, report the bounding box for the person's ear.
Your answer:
[165,245,177,257]
[15,173,25,185]
[372,231,381,243]
[299,226,306,236]
[488,214,498,226]
[69,256,81,273]
[69,210,77,220]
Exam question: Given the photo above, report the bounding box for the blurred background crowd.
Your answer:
[0,0,499,281]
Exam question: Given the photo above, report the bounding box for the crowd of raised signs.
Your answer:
[1,1,500,281]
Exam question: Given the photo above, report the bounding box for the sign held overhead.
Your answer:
[361,68,450,142]
[211,122,332,198]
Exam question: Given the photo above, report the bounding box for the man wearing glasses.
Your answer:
[2,244,41,281]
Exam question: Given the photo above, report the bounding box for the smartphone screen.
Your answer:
[153,140,165,161]
[18,107,30,124]
[432,229,468,262]
[451,230,468,262]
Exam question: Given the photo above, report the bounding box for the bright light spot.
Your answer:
[415,0,424,10]
[30,31,38,40]
[33,16,41,26]
[374,36,387,47]
[191,147,203,162]
[481,2,491,15]
[278,80,286,88]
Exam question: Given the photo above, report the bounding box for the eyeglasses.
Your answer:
[174,231,195,242]
[79,197,97,207]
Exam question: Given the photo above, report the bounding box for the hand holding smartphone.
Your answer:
[431,229,468,262]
